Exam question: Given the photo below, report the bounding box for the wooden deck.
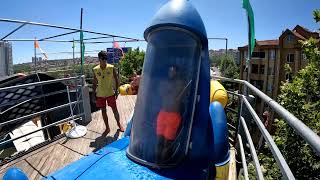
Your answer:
[0,95,136,180]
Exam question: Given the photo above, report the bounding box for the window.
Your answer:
[268,67,274,75]
[287,53,294,63]
[285,73,293,81]
[252,51,266,59]
[285,34,294,44]
[267,84,273,92]
[251,64,259,74]
[269,50,276,60]
[260,65,265,75]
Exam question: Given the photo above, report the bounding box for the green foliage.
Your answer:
[275,62,320,179]
[219,54,239,79]
[119,48,145,84]
[313,9,320,23]
[13,64,31,74]
[283,63,292,74]
[210,55,222,66]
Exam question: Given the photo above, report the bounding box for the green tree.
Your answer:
[119,48,145,84]
[219,54,239,79]
[13,64,31,74]
[210,55,222,66]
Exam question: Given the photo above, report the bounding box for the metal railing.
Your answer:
[212,76,320,180]
[0,75,88,151]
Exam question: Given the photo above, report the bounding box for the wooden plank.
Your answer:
[228,147,237,180]
[0,95,136,179]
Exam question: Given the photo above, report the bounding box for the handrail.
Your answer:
[212,75,320,155]
[240,116,264,180]
[0,100,83,127]
[0,89,67,109]
[0,75,87,156]
[0,76,81,92]
[237,134,249,180]
[0,114,83,147]
[243,97,294,179]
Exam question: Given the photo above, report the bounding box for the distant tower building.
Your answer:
[0,41,13,76]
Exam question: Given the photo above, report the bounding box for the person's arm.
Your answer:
[113,67,120,96]
[92,73,98,98]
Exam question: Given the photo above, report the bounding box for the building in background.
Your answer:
[238,25,319,116]
[0,41,13,77]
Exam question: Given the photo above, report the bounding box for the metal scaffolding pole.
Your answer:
[39,30,79,41]
[0,18,139,41]
[80,8,84,75]
[0,23,26,40]
[34,37,37,72]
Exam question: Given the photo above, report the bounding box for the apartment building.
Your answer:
[238,25,319,116]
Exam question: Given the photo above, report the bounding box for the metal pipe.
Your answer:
[243,81,320,155]
[237,134,249,180]
[0,100,83,127]
[39,30,79,41]
[208,37,228,40]
[243,97,295,179]
[226,38,228,56]
[0,89,67,109]
[0,18,139,41]
[83,39,143,44]
[240,116,264,180]
[80,36,113,41]
[66,86,74,118]
[213,75,320,155]
[0,99,31,115]
[1,38,144,44]
[0,76,80,92]
[80,8,84,75]
[1,23,26,40]
[227,123,237,130]
[34,37,37,72]
[226,107,238,114]
[2,39,74,42]
[0,115,83,147]
[212,76,244,84]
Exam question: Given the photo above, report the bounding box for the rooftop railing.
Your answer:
[212,76,320,180]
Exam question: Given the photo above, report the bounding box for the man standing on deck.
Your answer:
[93,51,125,135]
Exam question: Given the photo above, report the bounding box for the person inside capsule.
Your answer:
[156,65,192,162]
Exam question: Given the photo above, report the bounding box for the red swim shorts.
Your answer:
[156,110,182,140]
[96,95,117,108]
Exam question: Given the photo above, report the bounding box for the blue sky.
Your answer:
[0,0,318,64]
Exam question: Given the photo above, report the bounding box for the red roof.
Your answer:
[238,39,279,49]
[292,31,307,40]
[256,40,279,46]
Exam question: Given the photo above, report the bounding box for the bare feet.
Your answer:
[117,122,125,132]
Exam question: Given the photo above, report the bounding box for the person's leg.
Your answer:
[101,108,110,135]
[111,107,124,132]
[96,97,110,135]
[107,95,124,132]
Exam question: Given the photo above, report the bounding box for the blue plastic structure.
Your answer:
[3,167,29,180]
[5,1,230,179]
